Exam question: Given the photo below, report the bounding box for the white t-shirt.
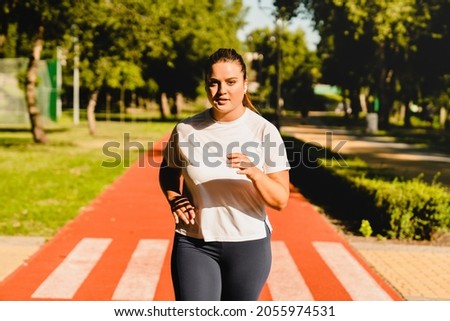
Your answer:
[163,108,290,242]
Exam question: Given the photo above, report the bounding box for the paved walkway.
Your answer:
[349,240,450,300]
[281,113,450,189]
[0,236,46,282]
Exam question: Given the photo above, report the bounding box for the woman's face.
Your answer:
[206,61,247,121]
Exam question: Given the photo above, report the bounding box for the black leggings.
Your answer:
[171,232,272,301]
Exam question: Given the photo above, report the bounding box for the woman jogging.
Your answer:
[159,48,290,300]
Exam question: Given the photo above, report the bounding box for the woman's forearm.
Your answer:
[227,153,290,210]
[159,159,196,224]
[250,170,290,211]
[159,159,182,201]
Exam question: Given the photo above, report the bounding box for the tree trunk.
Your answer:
[445,104,450,131]
[341,89,350,119]
[87,89,98,136]
[174,92,185,117]
[26,26,47,144]
[403,101,412,128]
[350,90,361,119]
[375,43,393,129]
[105,93,111,121]
[158,92,171,120]
[119,87,125,122]
[359,91,368,114]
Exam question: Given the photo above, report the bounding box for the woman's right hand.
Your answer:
[169,195,196,225]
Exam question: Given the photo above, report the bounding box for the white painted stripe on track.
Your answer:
[31,238,112,299]
[313,241,392,301]
[267,241,314,301]
[112,239,170,300]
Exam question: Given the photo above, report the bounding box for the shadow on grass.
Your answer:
[387,126,450,155]
[0,125,74,147]
[0,126,69,133]
[0,136,77,148]
[0,136,35,147]
[93,115,182,123]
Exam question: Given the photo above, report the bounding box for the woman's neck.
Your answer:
[210,105,246,122]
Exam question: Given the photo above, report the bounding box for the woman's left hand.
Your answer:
[227,152,290,210]
[227,153,263,181]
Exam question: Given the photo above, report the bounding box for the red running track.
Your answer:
[0,138,402,301]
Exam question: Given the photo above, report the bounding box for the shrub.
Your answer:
[351,174,450,240]
[359,219,373,238]
[286,137,450,241]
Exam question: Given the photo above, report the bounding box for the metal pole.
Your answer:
[73,36,80,125]
[257,1,283,127]
[275,17,283,128]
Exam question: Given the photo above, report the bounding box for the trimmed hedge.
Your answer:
[285,137,450,241]
[351,174,450,240]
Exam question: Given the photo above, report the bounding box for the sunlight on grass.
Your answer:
[0,119,176,237]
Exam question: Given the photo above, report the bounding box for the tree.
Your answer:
[246,27,319,112]
[142,0,245,119]
[67,1,147,134]
[1,0,248,130]
[69,0,245,121]
[409,0,450,128]
[273,0,303,20]
[300,0,449,128]
[256,0,311,122]
[1,0,76,143]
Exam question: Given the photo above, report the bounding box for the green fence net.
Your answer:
[0,58,60,125]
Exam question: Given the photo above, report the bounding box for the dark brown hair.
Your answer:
[205,48,259,113]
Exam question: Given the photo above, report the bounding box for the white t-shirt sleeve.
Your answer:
[262,124,291,174]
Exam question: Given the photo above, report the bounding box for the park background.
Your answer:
[0,0,449,255]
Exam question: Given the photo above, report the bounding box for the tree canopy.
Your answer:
[246,26,320,110]
[299,0,450,126]
[2,0,448,137]
[0,0,246,133]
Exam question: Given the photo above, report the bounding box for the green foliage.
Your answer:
[326,157,450,240]
[141,0,245,100]
[273,0,302,20]
[300,0,450,125]
[246,27,320,109]
[352,174,450,240]
[1,0,245,105]
[0,0,77,57]
[290,138,450,241]
[359,219,373,237]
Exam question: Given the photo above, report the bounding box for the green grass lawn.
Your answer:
[0,117,176,237]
